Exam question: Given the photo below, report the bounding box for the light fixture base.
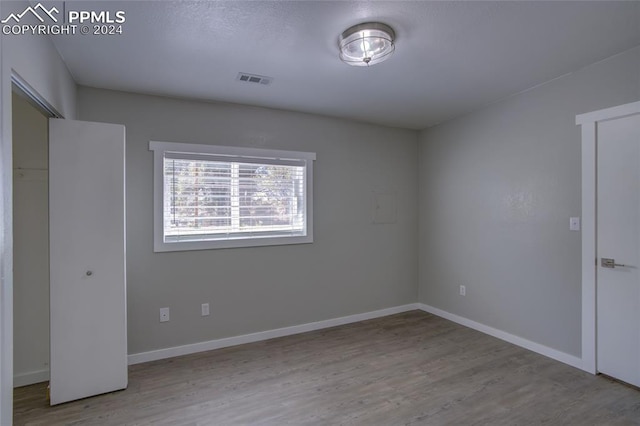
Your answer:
[339,22,395,67]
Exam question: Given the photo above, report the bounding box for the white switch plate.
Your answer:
[160,307,170,322]
[201,303,210,316]
[570,217,580,231]
[459,285,466,296]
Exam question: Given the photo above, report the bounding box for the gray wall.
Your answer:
[418,46,640,357]
[77,87,419,355]
[12,93,50,384]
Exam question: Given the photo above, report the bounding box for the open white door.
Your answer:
[596,113,640,387]
[49,119,127,405]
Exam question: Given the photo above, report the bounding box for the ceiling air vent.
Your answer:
[236,72,273,86]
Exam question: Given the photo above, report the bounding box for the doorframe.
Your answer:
[12,73,62,119]
[577,100,640,374]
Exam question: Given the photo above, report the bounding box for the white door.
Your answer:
[49,119,127,405]
[596,113,640,387]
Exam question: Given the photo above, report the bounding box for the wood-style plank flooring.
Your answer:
[13,311,640,425]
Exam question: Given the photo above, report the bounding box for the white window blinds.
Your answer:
[150,142,315,251]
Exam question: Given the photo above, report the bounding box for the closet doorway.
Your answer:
[12,86,55,388]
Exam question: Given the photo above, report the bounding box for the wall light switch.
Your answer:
[570,217,580,231]
[201,303,210,316]
[459,285,466,296]
[160,307,170,322]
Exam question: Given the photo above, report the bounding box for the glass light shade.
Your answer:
[339,22,395,67]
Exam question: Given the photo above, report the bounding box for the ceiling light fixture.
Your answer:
[339,22,395,67]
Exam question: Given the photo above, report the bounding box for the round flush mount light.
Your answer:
[339,22,395,67]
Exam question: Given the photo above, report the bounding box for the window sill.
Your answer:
[153,234,314,252]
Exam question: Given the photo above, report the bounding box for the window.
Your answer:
[150,142,315,251]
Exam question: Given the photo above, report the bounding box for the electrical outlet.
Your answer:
[160,307,170,322]
[201,303,210,316]
[459,285,466,296]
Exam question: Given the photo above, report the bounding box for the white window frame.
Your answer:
[149,141,315,252]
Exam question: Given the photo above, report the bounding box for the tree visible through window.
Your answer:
[150,142,315,251]
[164,159,304,238]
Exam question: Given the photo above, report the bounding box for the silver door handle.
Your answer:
[601,258,627,268]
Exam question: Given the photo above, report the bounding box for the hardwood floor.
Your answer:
[13,311,640,425]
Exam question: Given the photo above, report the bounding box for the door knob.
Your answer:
[86,270,93,276]
[601,258,627,268]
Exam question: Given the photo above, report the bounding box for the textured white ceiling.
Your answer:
[50,1,640,129]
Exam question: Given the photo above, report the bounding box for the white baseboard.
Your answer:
[128,303,420,365]
[128,302,584,373]
[417,303,584,370]
[14,369,49,387]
